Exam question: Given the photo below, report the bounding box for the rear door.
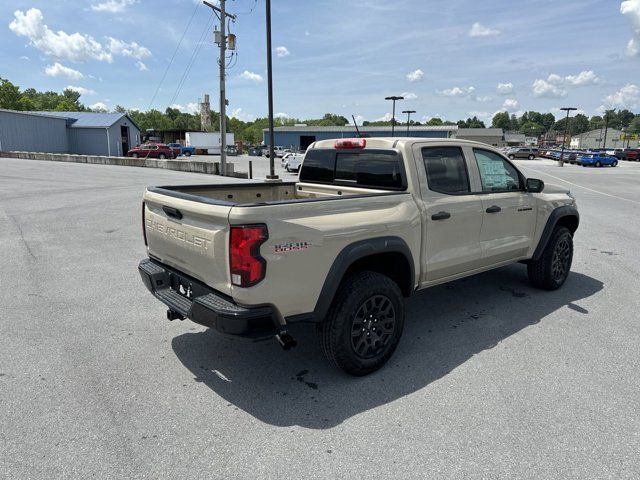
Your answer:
[469,148,537,265]
[413,144,484,282]
[143,190,233,294]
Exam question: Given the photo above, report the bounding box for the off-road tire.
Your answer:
[528,226,573,290]
[318,271,405,376]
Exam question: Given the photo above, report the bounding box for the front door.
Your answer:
[471,148,537,265]
[120,126,129,156]
[416,145,484,282]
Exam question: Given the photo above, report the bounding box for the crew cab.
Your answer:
[128,143,175,159]
[138,138,579,375]
[167,143,196,157]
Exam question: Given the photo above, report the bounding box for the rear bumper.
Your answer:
[138,258,278,339]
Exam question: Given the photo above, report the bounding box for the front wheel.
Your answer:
[612,160,618,167]
[159,154,166,159]
[508,154,515,159]
[528,154,535,160]
[528,226,573,290]
[595,161,601,167]
[131,153,139,158]
[318,271,405,376]
[184,151,191,157]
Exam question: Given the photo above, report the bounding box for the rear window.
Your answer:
[300,149,406,190]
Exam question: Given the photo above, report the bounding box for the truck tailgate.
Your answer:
[143,190,232,295]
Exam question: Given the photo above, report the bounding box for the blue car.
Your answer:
[580,153,618,167]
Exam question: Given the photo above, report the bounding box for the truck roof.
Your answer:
[310,137,496,150]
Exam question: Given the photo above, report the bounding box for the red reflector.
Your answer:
[335,138,366,149]
[142,201,148,246]
[229,225,268,287]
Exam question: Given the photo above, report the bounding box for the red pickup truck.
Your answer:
[128,144,175,159]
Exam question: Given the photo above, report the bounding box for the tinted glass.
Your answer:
[299,149,335,183]
[422,147,470,194]
[335,152,404,189]
[473,149,522,192]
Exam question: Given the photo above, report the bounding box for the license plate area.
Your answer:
[168,272,194,301]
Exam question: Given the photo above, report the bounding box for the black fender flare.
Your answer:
[286,236,415,324]
[532,206,579,260]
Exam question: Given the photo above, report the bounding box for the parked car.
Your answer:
[623,149,640,161]
[167,143,196,157]
[507,147,538,160]
[280,152,294,166]
[138,137,579,375]
[128,144,175,159]
[265,146,287,158]
[283,153,304,172]
[580,153,618,167]
[613,149,626,160]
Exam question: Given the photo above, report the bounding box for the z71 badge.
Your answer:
[275,241,311,253]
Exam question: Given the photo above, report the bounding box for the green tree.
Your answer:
[0,78,21,109]
[628,115,640,134]
[491,111,510,129]
[589,115,604,130]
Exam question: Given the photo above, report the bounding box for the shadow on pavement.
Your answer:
[171,265,603,429]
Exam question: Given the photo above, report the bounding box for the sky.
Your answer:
[2,0,640,125]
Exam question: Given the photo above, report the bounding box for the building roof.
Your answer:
[571,128,623,139]
[35,111,138,129]
[457,128,503,136]
[0,108,70,120]
[264,125,458,133]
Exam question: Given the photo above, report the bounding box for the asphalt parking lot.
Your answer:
[1,157,639,479]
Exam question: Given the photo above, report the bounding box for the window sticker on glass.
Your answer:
[474,150,521,192]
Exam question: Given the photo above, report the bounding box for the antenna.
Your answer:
[352,115,361,137]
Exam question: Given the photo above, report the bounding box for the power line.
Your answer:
[147,1,200,110]
[168,11,215,108]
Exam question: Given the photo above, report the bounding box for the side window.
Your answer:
[335,152,405,190]
[473,149,522,192]
[422,146,470,194]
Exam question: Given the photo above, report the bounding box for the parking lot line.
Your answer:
[519,164,640,206]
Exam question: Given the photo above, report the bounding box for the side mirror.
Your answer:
[526,178,544,193]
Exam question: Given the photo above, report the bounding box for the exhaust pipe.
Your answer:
[275,331,297,350]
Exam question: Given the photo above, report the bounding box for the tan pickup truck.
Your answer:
[138,138,579,375]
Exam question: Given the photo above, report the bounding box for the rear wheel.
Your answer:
[612,160,618,167]
[185,151,191,157]
[595,161,601,167]
[318,271,404,376]
[508,154,515,159]
[528,226,573,290]
[131,153,139,158]
[528,154,535,160]
[159,153,166,159]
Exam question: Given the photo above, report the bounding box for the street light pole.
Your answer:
[385,96,404,137]
[403,110,416,136]
[265,0,278,180]
[559,107,577,167]
[602,109,614,151]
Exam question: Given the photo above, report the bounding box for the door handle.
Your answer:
[485,205,502,214]
[163,206,183,220]
[431,211,451,221]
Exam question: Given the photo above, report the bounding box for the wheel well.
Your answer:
[344,252,413,297]
[556,215,579,235]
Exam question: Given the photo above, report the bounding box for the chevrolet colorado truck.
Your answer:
[138,138,579,375]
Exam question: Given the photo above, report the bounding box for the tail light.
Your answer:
[230,225,268,287]
[142,201,148,246]
[335,138,366,149]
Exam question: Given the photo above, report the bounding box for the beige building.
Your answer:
[455,128,505,147]
[569,128,637,150]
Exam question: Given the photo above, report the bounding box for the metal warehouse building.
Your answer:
[0,109,141,157]
[263,125,507,150]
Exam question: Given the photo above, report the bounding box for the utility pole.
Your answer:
[204,1,236,176]
[385,96,404,137]
[403,110,416,136]
[558,107,577,167]
[265,0,278,180]
[602,109,613,151]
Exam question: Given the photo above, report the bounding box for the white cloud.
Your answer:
[135,61,148,71]
[89,102,108,111]
[406,69,424,83]
[230,108,256,122]
[621,0,640,56]
[351,115,364,126]
[90,0,137,13]
[468,22,501,37]
[9,8,151,64]
[170,103,199,113]
[106,37,151,60]
[401,92,418,100]
[564,70,601,86]
[10,8,112,62]
[66,85,96,96]
[475,95,492,102]
[497,82,513,94]
[275,112,289,118]
[531,78,567,98]
[275,46,290,57]
[20,55,30,61]
[603,83,640,108]
[45,62,84,79]
[467,111,491,120]
[437,86,476,97]
[502,98,518,110]
[376,112,393,122]
[240,70,263,82]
